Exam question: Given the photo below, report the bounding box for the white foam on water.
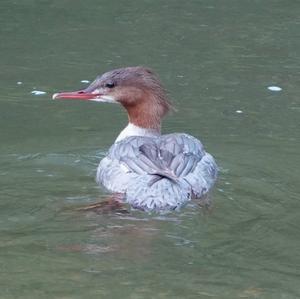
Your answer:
[268,86,282,91]
[31,90,47,95]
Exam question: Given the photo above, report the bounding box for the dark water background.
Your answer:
[0,1,299,298]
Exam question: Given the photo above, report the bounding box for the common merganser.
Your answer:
[53,66,218,212]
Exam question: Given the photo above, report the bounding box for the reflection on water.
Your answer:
[1,0,300,298]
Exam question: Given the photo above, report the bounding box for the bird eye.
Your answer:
[105,82,115,88]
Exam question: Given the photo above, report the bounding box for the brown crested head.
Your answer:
[91,66,172,129]
[53,66,173,130]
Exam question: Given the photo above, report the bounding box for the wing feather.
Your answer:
[97,133,218,211]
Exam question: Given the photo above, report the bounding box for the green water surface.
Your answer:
[0,1,299,298]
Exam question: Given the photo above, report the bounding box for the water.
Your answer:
[1,1,299,298]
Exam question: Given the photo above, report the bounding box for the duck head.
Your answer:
[53,66,173,130]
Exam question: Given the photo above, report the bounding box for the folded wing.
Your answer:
[97,133,218,211]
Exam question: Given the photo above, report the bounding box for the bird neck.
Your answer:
[115,123,161,143]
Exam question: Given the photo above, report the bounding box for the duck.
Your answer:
[53,66,218,212]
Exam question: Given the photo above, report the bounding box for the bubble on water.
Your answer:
[17,81,23,85]
[31,90,47,95]
[267,86,282,91]
[81,80,90,83]
[235,110,243,114]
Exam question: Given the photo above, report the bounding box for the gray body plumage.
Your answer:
[96,133,218,212]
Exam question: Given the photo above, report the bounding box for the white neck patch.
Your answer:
[115,123,161,142]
